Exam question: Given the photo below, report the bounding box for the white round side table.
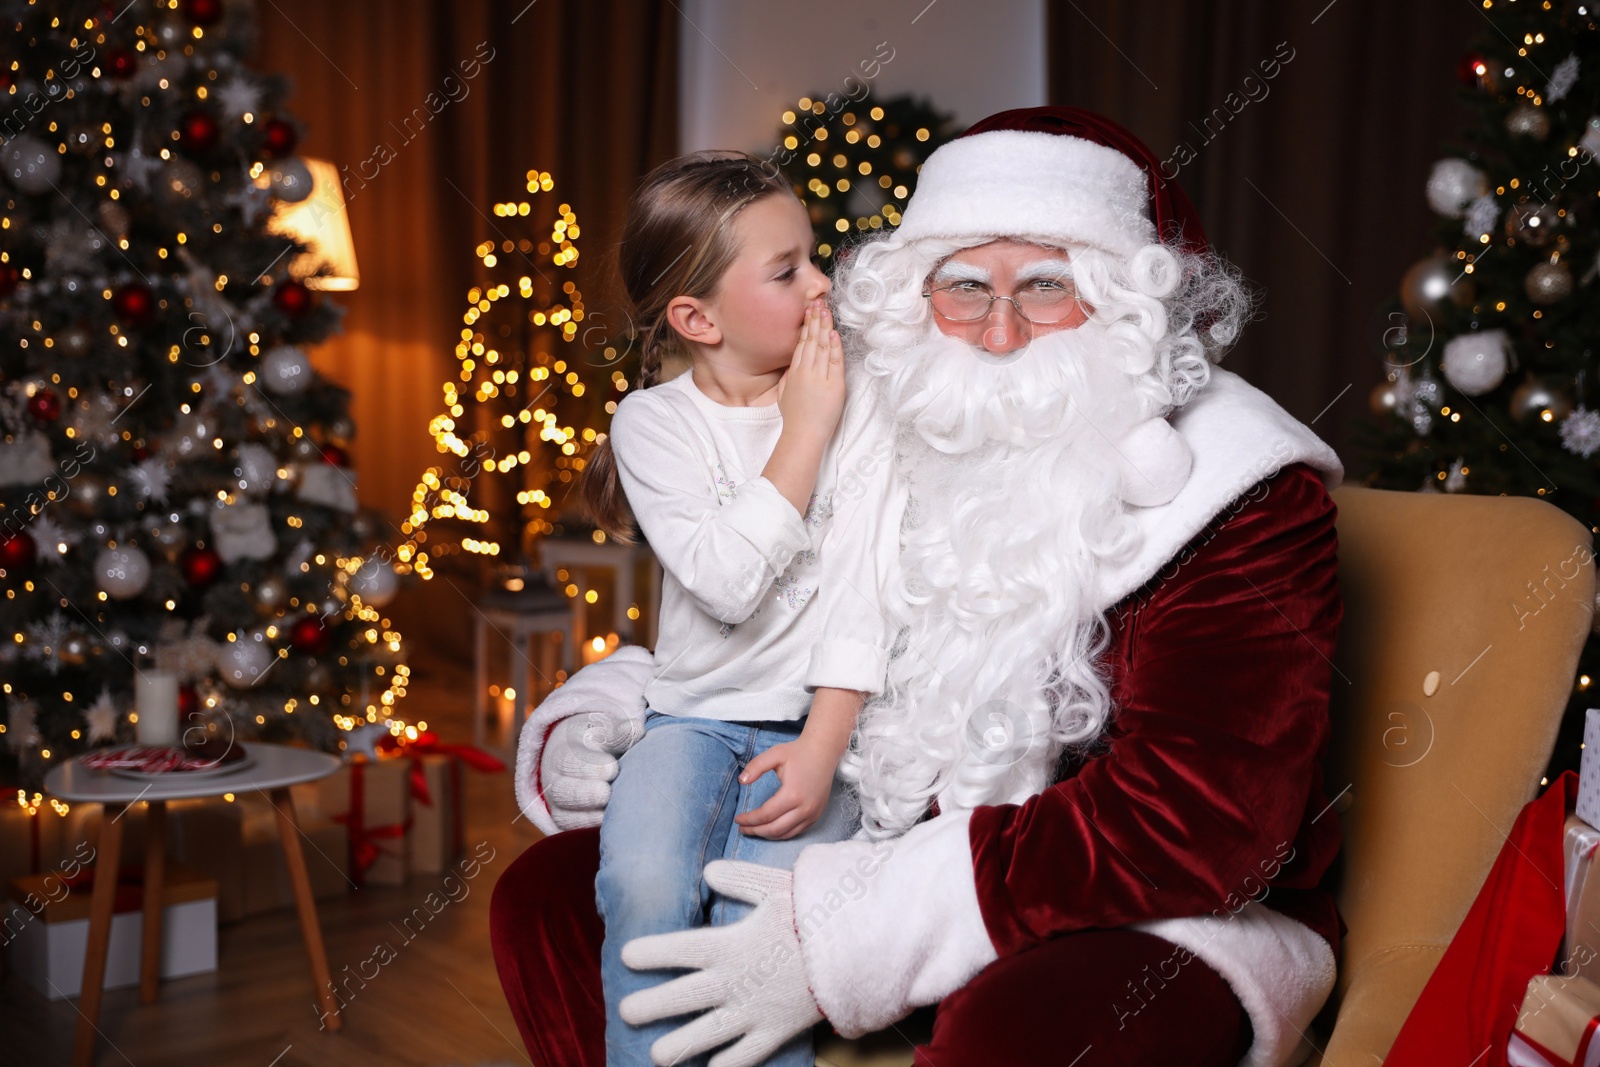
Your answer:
[44,742,343,1067]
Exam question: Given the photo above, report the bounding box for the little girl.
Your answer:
[579,151,902,1067]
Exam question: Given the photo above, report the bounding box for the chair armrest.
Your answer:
[1311,944,1447,1066]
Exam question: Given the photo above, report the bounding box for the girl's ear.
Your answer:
[665,295,721,348]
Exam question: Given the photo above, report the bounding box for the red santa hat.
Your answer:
[894,106,1211,259]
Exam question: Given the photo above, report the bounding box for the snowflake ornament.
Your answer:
[224,170,274,228]
[115,142,163,192]
[1561,406,1600,458]
[69,391,123,448]
[85,687,121,743]
[130,455,173,502]
[22,611,73,675]
[27,512,72,565]
[1463,194,1500,241]
[214,75,264,121]
[1548,54,1580,102]
[6,700,40,753]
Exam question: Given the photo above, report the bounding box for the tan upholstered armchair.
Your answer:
[814,484,1598,1067]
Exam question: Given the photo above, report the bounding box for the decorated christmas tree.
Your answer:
[399,169,628,650]
[0,0,411,791]
[774,91,958,268]
[1354,0,1599,781]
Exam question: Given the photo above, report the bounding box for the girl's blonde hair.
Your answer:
[581,150,794,543]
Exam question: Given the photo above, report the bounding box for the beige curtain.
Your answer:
[254,0,678,663]
[1048,0,1485,461]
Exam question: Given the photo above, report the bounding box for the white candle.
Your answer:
[135,669,180,746]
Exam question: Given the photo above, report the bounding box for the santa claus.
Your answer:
[491,106,1346,1067]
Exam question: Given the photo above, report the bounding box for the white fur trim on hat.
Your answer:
[895,129,1158,256]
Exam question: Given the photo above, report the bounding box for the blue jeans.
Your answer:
[595,708,861,1067]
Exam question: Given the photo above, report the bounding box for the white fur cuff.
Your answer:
[1131,902,1336,1067]
[513,644,655,835]
[790,810,999,1038]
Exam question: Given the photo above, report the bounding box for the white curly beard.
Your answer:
[841,317,1165,838]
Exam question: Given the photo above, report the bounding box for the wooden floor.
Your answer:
[0,652,545,1067]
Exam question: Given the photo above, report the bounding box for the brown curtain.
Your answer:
[253,1,678,665]
[1048,0,1484,461]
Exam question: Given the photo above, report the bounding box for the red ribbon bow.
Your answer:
[375,730,505,807]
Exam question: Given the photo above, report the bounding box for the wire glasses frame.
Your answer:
[920,279,1085,325]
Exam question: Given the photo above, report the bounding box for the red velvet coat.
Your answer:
[970,459,1345,962]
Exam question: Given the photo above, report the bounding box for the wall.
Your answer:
[679,0,1046,154]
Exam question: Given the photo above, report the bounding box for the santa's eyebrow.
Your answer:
[1014,258,1075,281]
[932,261,990,283]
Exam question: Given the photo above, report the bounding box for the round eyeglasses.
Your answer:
[921,279,1084,325]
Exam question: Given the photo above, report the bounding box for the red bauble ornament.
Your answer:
[178,684,198,719]
[289,615,333,656]
[0,531,37,569]
[181,545,224,587]
[112,282,156,327]
[179,111,219,155]
[272,279,312,318]
[261,118,298,159]
[27,388,61,422]
[182,0,223,25]
[319,443,348,466]
[107,48,137,79]
[0,263,18,298]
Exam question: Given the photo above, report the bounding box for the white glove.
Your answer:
[539,709,646,831]
[619,860,823,1067]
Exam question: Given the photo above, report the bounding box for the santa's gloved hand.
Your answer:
[619,860,822,1067]
[539,710,645,831]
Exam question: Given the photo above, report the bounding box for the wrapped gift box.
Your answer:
[1512,972,1600,1067]
[306,757,410,886]
[1564,814,1600,975]
[238,794,352,914]
[165,796,247,922]
[407,753,463,874]
[4,861,217,1000]
[372,732,505,875]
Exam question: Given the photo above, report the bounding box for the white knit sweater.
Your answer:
[607,365,903,721]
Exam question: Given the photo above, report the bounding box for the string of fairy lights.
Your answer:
[399,167,622,595]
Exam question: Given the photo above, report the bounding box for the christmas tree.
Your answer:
[774,91,958,269]
[1353,0,1599,781]
[399,169,628,654]
[0,0,411,791]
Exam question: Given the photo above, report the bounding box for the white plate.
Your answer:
[107,747,255,782]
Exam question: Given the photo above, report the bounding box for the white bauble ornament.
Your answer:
[260,345,312,395]
[1440,330,1510,396]
[218,628,275,687]
[95,544,151,598]
[1425,159,1488,218]
[2,135,62,194]
[266,158,314,202]
[349,556,399,607]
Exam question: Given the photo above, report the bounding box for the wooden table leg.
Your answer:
[73,801,125,1067]
[270,787,343,1032]
[139,800,166,1003]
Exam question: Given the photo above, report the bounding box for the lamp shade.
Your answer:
[262,158,360,291]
